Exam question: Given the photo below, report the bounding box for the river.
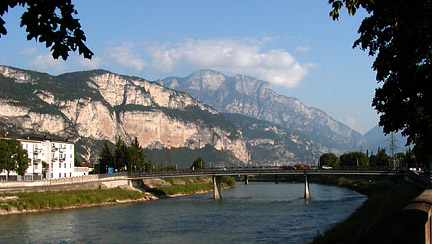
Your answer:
[0,182,366,244]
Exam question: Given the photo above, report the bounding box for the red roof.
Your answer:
[80,162,94,168]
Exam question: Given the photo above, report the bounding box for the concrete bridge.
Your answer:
[128,168,407,199]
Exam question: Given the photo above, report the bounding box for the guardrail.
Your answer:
[127,168,404,179]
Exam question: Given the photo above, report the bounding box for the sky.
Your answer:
[0,0,379,134]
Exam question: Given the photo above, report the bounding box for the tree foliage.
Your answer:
[97,137,149,174]
[0,138,30,178]
[191,157,205,169]
[128,137,146,173]
[0,0,93,60]
[319,153,340,168]
[329,0,432,165]
[339,152,369,167]
[97,141,113,174]
[368,148,390,167]
[113,136,128,171]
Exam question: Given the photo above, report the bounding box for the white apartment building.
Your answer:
[0,135,75,180]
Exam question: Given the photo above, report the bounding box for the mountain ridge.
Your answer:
[0,65,249,166]
[1,65,393,165]
[158,69,366,154]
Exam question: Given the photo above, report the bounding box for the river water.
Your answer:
[0,182,366,244]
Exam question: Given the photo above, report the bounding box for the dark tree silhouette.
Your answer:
[0,0,93,60]
[329,0,432,166]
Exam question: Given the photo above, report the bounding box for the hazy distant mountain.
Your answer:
[158,70,366,154]
[0,66,249,166]
[364,125,409,154]
[223,113,321,165]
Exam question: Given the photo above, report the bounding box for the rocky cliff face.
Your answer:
[0,66,249,164]
[159,70,367,153]
[223,113,321,165]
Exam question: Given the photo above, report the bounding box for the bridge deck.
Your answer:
[127,169,402,179]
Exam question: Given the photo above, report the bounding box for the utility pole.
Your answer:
[389,132,398,158]
[389,132,399,168]
[166,139,172,166]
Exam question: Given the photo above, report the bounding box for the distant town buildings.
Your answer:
[0,134,88,181]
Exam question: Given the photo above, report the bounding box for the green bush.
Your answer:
[221,176,236,187]
[0,188,146,212]
[154,182,214,196]
[0,204,9,211]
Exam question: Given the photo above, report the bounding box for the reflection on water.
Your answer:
[0,183,366,244]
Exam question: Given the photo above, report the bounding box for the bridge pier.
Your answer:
[213,176,222,199]
[304,174,310,199]
[244,175,249,184]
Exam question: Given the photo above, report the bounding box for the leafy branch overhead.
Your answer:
[329,0,432,164]
[0,0,93,60]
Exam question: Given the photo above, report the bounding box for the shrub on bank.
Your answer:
[336,177,388,197]
[153,176,236,196]
[153,183,214,196]
[221,176,236,187]
[0,188,146,212]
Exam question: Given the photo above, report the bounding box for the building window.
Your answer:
[70,164,72,168]
[59,173,61,178]
[70,154,72,158]
[34,164,38,169]
[59,163,61,168]
[64,163,66,168]
[70,173,72,177]
[51,173,53,178]
[64,173,66,177]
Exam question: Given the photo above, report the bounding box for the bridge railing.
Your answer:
[128,167,406,179]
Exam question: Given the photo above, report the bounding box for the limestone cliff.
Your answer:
[0,66,249,165]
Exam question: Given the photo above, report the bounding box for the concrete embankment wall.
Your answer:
[403,189,432,244]
[0,174,133,193]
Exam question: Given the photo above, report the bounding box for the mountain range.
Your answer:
[0,65,403,167]
[158,70,366,154]
[0,66,248,167]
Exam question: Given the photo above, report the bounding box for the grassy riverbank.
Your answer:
[0,176,237,215]
[0,188,152,214]
[312,177,424,244]
[150,176,235,196]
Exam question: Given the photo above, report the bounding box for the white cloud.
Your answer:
[77,57,103,70]
[19,48,36,56]
[147,39,314,88]
[107,42,146,73]
[30,53,66,73]
[295,46,310,52]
